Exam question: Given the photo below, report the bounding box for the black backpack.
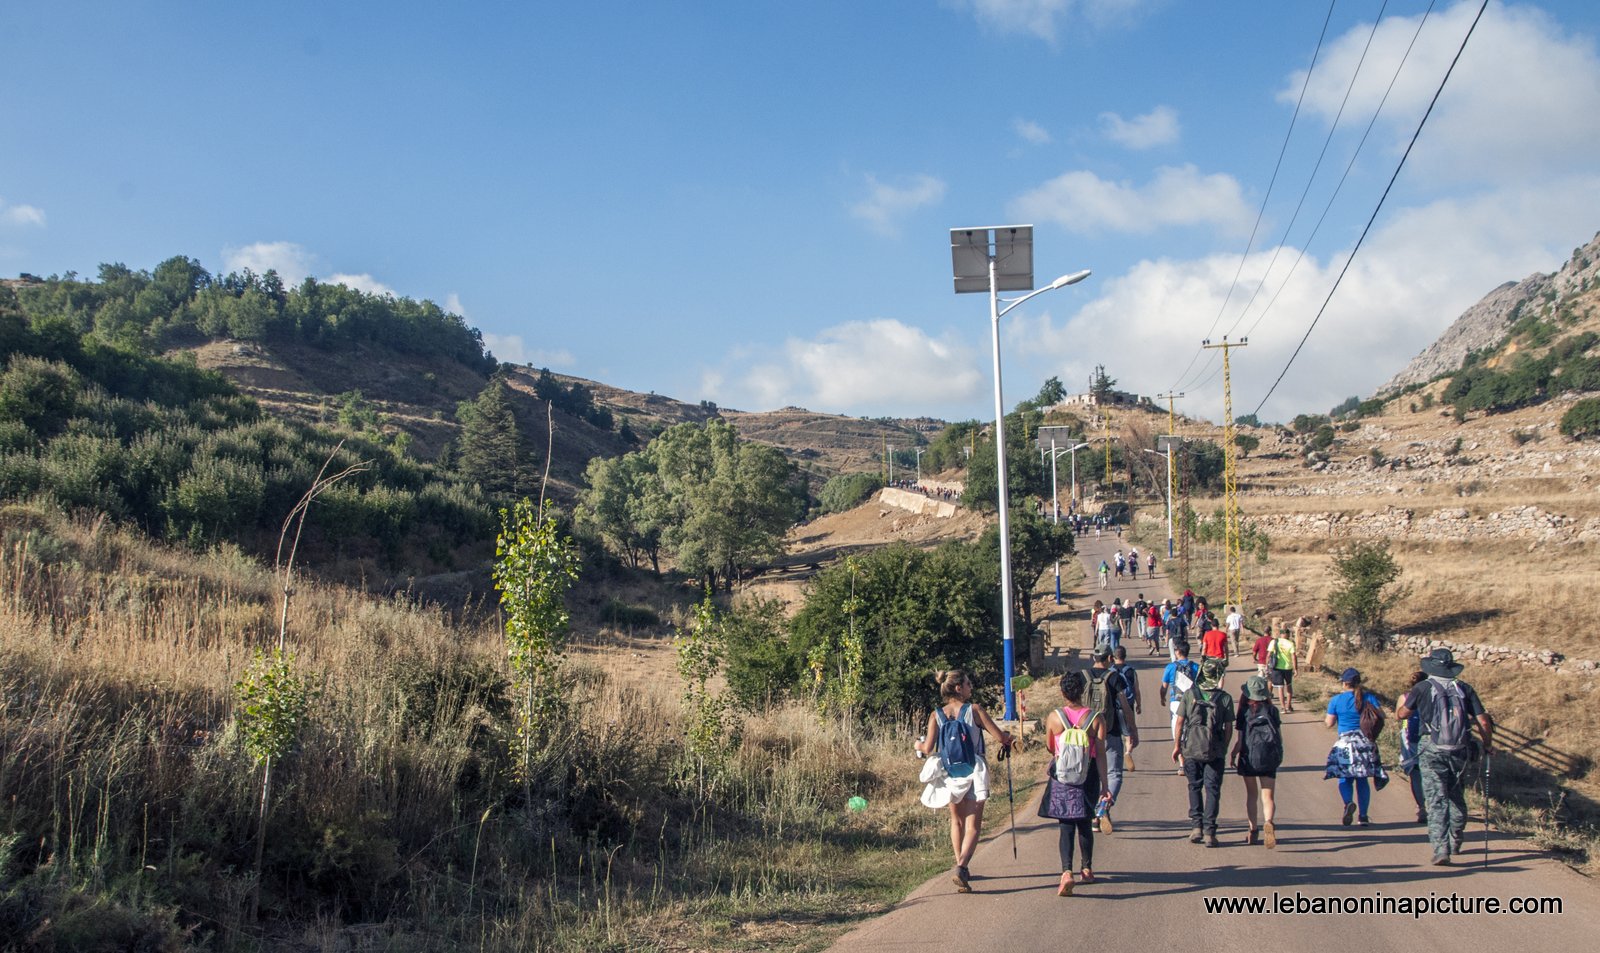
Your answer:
[1087,669,1120,733]
[1243,702,1283,772]
[1180,688,1225,762]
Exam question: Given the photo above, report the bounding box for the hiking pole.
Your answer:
[1005,741,1018,859]
[1482,751,1492,869]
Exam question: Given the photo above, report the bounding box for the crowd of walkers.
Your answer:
[917,606,1496,894]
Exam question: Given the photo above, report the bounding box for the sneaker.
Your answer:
[1263,822,1277,849]
[1189,827,1204,844]
[1098,812,1114,834]
[1431,851,1451,866]
[1342,802,1357,826]
[1416,810,1428,825]
[1205,832,1220,848]
[1358,816,1371,827]
[953,865,971,893]
[1056,871,1074,897]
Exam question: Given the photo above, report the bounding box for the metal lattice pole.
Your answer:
[1201,337,1247,610]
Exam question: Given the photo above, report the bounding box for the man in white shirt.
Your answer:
[1225,605,1245,651]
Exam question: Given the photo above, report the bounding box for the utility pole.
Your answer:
[1201,337,1247,611]
[1103,412,1112,490]
[1154,392,1184,559]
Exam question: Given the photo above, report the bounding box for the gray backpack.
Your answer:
[1424,677,1470,751]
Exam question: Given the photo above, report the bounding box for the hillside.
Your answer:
[1382,230,1600,394]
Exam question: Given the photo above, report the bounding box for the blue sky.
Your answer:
[4,1,1599,424]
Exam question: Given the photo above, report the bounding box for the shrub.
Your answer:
[818,471,884,513]
[1560,398,1600,440]
[1327,540,1410,652]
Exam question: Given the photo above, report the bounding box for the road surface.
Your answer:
[830,526,1597,952]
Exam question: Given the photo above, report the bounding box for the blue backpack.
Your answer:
[935,704,977,778]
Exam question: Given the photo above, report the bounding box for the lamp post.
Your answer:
[1144,435,1181,560]
[1067,441,1090,505]
[915,447,926,485]
[952,225,1090,720]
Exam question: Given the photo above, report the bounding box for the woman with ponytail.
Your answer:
[915,669,1013,893]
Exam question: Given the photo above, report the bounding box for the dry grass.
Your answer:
[0,507,954,951]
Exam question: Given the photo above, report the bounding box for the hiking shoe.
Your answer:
[1358,816,1371,827]
[1431,851,1451,867]
[1205,832,1220,848]
[1189,827,1204,844]
[1056,871,1074,897]
[1098,812,1114,834]
[1342,802,1357,826]
[1450,834,1464,855]
[953,866,971,893]
[1264,822,1277,849]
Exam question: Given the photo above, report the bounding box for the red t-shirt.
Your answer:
[1201,627,1229,659]
[1253,635,1273,665]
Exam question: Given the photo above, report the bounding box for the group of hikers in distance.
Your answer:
[915,593,1496,895]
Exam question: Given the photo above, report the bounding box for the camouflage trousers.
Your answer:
[1417,741,1472,854]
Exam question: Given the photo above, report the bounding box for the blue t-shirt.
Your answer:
[1326,690,1368,734]
[1162,660,1198,687]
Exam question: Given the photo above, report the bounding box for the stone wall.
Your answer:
[1252,504,1600,544]
[878,488,957,518]
[1329,631,1600,681]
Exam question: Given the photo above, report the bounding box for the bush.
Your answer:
[1560,398,1600,440]
[600,599,661,628]
[817,471,884,514]
[1327,540,1410,652]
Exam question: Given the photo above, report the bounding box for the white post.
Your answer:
[988,258,1018,721]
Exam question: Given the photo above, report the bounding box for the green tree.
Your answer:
[455,377,528,497]
[1560,397,1600,439]
[981,505,1074,632]
[1233,432,1260,457]
[1090,364,1117,401]
[1327,539,1410,652]
[960,420,1045,510]
[493,498,581,783]
[577,451,666,571]
[818,471,883,513]
[789,541,1000,716]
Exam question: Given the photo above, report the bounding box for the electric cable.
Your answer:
[1250,0,1491,418]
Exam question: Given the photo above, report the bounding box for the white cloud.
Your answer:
[951,0,1149,43]
[1285,0,1600,183]
[1009,176,1600,423]
[482,332,575,369]
[1010,164,1253,236]
[325,273,397,297]
[0,198,45,227]
[222,241,317,284]
[1098,105,1180,149]
[702,319,982,416]
[445,293,467,316]
[850,174,947,237]
[1013,117,1052,144]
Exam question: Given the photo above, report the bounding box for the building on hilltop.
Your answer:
[1056,389,1152,410]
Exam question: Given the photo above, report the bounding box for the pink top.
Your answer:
[1048,704,1100,758]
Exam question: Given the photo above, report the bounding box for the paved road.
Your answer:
[831,527,1598,951]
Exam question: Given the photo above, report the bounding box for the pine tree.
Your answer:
[455,377,527,496]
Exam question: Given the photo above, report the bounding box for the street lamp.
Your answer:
[952,225,1090,720]
[915,447,926,485]
[1066,441,1090,505]
[1144,435,1181,560]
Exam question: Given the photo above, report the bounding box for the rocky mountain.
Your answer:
[1380,230,1600,394]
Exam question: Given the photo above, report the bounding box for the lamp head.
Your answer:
[1048,269,1092,290]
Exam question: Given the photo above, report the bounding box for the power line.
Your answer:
[1251,0,1491,418]
[1225,0,1394,341]
[1171,0,1340,394]
[1240,0,1437,342]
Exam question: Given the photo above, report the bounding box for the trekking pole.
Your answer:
[1482,751,1492,869]
[1005,742,1018,859]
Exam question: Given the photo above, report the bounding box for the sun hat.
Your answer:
[1243,676,1270,701]
[1420,648,1464,679]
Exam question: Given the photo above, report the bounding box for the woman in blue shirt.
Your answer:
[1323,668,1388,826]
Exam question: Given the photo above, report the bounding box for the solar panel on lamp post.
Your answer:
[951,225,1090,720]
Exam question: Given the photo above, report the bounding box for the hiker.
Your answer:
[1252,624,1275,680]
[1174,658,1234,846]
[1116,598,1136,653]
[1093,600,1117,650]
[1397,670,1428,825]
[1323,668,1389,827]
[1128,547,1139,580]
[1114,551,1124,579]
[1230,675,1282,847]
[1160,641,1200,768]
[1097,560,1109,589]
[1111,645,1141,771]
[1395,649,1494,866]
[1132,593,1149,643]
[1225,604,1245,651]
[914,669,1015,892]
[1145,599,1163,655]
[1180,588,1195,622]
[1147,552,1157,577]
[1267,627,1297,712]
[1042,671,1111,896]
[1199,614,1231,689]
[1088,645,1140,827]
